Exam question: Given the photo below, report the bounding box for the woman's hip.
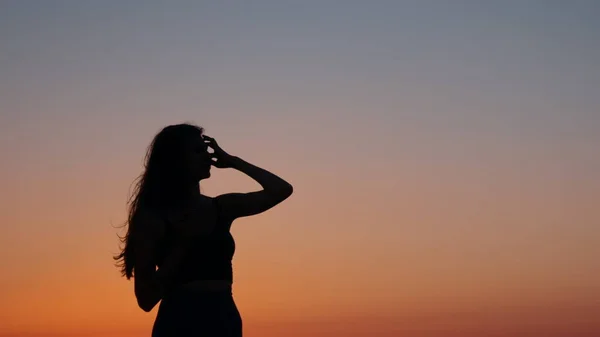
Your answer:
[152,288,242,337]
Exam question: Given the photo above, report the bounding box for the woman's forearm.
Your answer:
[137,245,188,312]
[154,245,188,291]
[230,156,293,195]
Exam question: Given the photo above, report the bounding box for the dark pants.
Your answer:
[152,288,242,337]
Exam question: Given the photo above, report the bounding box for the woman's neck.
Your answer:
[182,183,201,204]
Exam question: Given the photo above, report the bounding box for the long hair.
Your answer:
[114,123,204,279]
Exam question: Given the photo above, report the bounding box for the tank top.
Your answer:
[157,198,236,284]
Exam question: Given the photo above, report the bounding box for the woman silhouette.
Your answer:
[114,123,293,336]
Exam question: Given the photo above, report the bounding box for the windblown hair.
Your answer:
[114,123,204,279]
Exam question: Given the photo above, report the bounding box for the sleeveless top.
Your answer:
[157,198,236,284]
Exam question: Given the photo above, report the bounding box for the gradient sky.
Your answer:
[1,1,599,336]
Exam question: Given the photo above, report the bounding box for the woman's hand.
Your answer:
[204,135,236,169]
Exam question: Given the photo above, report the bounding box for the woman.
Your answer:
[114,123,293,336]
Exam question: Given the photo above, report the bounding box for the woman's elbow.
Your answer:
[280,182,293,199]
[136,295,157,312]
[134,282,158,312]
[140,304,155,313]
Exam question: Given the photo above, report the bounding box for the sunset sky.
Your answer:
[1,1,599,336]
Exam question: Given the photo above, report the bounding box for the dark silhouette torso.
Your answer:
[156,198,236,284]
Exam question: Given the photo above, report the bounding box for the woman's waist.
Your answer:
[179,279,233,292]
[160,279,236,310]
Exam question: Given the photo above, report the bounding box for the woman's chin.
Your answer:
[199,170,211,180]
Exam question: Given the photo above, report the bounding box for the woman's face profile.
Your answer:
[183,134,212,181]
